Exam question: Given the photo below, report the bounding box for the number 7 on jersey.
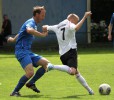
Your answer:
[61,27,65,40]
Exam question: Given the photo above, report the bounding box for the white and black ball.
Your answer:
[99,83,111,95]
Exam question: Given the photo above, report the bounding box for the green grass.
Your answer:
[0,47,114,100]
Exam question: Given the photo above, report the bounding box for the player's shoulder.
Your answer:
[25,18,35,24]
[63,19,75,26]
[60,19,69,24]
[25,18,36,26]
[111,13,114,21]
[58,19,69,27]
[112,13,114,17]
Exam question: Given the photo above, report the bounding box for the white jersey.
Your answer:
[47,19,77,56]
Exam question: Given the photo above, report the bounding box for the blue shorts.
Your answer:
[15,49,42,69]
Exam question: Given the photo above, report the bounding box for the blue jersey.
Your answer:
[15,18,37,50]
[14,18,42,68]
[110,13,114,32]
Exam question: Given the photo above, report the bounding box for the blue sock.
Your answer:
[28,67,45,84]
[13,75,29,93]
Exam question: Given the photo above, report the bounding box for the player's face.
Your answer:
[36,9,46,22]
[72,17,79,25]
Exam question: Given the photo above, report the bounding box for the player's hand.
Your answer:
[7,37,15,43]
[108,34,112,41]
[42,25,48,32]
[84,11,92,18]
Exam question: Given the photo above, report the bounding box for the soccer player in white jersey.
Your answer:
[42,11,94,95]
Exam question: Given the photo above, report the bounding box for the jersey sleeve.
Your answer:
[47,25,58,32]
[110,13,114,25]
[26,22,35,29]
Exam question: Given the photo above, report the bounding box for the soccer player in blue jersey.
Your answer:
[10,6,52,96]
[108,13,114,47]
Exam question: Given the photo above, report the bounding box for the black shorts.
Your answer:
[60,49,77,68]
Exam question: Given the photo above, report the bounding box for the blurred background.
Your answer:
[0,0,114,49]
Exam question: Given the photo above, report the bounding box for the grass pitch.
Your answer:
[0,47,114,100]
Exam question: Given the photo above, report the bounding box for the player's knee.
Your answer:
[69,68,76,75]
[41,62,49,70]
[38,58,50,70]
[26,71,34,78]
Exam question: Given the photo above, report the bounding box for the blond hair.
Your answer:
[67,14,79,21]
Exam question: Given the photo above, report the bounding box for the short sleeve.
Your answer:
[47,25,58,32]
[110,13,114,25]
[26,22,35,29]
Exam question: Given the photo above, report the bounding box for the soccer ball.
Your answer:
[99,83,111,95]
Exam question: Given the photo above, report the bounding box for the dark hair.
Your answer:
[33,6,45,16]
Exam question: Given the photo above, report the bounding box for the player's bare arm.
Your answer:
[75,11,92,31]
[108,24,113,41]
[7,34,19,43]
[27,27,48,37]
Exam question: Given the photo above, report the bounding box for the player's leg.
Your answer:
[48,64,76,75]
[48,49,77,75]
[62,49,94,95]
[47,49,76,75]
[26,55,49,93]
[10,55,34,96]
[70,49,94,95]
[67,57,94,94]
[75,69,94,95]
